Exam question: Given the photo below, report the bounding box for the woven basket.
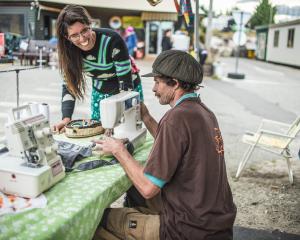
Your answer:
[65,119,104,138]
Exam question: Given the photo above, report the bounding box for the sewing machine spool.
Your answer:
[65,119,104,138]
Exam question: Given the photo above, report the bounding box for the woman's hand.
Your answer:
[52,117,71,134]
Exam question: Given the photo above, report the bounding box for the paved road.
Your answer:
[0,57,300,239]
[0,57,299,170]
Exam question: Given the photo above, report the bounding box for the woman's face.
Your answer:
[67,22,95,51]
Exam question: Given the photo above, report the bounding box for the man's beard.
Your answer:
[156,89,175,105]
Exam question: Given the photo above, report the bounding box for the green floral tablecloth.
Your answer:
[0,135,153,240]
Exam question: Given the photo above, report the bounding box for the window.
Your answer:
[273,30,279,47]
[0,14,25,35]
[287,28,295,48]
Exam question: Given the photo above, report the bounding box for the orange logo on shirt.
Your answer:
[214,128,224,156]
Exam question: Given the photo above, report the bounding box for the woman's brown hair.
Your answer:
[56,5,91,99]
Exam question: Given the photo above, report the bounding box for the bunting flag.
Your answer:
[173,0,181,14]
[184,0,194,27]
[176,0,194,28]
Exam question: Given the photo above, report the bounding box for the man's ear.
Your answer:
[174,79,180,90]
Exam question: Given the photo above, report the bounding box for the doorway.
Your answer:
[145,21,173,55]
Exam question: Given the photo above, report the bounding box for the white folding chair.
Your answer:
[236,117,300,184]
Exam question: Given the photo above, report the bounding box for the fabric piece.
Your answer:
[144,97,236,239]
[144,173,166,188]
[56,141,93,170]
[0,135,153,240]
[0,192,47,216]
[142,50,203,84]
[174,92,198,107]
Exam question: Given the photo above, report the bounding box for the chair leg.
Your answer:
[236,144,256,179]
[285,156,293,184]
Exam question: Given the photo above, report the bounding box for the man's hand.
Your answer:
[92,137,126,156]
[140,102,150,122]
[140,102,158,138]
[52,117,71,134]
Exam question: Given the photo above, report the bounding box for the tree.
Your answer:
[249,0,276,29]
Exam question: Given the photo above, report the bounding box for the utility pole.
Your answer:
[194,0,200,61]
[205,0,213,49]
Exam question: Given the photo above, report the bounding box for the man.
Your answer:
[93,50,236,240]
[161,29,173,51]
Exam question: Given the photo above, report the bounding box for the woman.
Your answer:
[125,26,137,57]
[53,5,143,132]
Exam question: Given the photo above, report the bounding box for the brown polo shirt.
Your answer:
[144,97,236,240]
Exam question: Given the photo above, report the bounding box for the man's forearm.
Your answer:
[114,148,160,199]
[143,115,158,138]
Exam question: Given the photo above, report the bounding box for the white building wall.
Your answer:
[267,23,300,67]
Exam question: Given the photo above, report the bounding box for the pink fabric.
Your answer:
[130,55,139,73]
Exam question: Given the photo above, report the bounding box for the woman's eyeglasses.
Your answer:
[68,27,91,42]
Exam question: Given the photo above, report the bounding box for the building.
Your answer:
[0,0,180,56]
[255,19,300,68]
[266,19,300,67]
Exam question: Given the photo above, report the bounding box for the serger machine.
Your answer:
[100,91,147,149]
[0,105,65,198]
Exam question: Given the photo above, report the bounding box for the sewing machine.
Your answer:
[100,91,147,149]
[0,105,65,198]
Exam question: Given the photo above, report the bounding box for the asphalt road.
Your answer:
[0,57,299,170]
[0,57,300,239]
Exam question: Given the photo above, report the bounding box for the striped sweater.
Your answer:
[62,28,134,119]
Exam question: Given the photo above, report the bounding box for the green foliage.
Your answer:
[249,0,276,29]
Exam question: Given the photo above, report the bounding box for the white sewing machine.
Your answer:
[100,91,147,149]
[0,105,65,198]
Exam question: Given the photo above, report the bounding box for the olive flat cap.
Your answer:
[142,50,203,84]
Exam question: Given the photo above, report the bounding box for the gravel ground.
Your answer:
[230,158,300,235]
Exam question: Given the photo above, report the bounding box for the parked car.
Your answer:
[4,32,27,56]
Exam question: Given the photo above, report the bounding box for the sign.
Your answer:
[122,16,144,29]
[232,11,251,30]
[109,16,122,29]
[0,33,5,57]
[233,31,247,46]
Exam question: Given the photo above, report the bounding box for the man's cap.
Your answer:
[142,50,203,84]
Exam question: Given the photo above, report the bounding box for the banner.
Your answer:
[0,33,5,57]
[122,16,144,29]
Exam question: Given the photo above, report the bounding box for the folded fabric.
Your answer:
[56,140,93,170]
[0,192,47,216]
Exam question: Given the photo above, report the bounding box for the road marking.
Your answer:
[253,66,285,76]
[35,88,61,93]
[49,82,62,87]
[222,77,280,85]
[20,94,59,101]
[0,101,17,108]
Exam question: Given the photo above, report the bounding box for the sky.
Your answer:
[199,0,300,14]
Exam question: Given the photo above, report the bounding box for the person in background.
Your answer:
[125,26,138,58]
[53,5,143,132]
[93,50,236,240]
[161,29,172,52]
[199,41,208,66]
